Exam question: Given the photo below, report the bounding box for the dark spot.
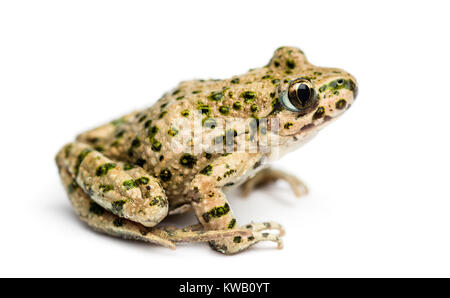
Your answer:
[200,165,213,176]
[197,104,211,116]
[95,163,116,177]
[122,180,137,190]
[172,89,181,95]
[159,168,172,182]
[313,106,325,120]
[151,139,162,152]
[231,78,240,84]
[135,177,150,186]
[176,96,184,101]
[75,148,92,176]
[113,218,124,227]
[67,180,78,194]
[158,111,168,119]
[205,153,212,159]
[241,91,257,103]
[111,200,126,214]
[233,236,242,243]
[323,115,332,122]
[89,202,105,215]
[202,203,230,223]
[208,91,224,101]
[179,154,197,169]
[250,104,259,113]
[168,127,178,137]
[136,158,146,167]
[144,120,152,129]
[228,218,236,229]
[272,79,281,86]
[284,122,293,129]
[233,101,242,110]
[219,106,230,115]
[181,110,190,117]
[286,58,296,69]
[99,184,114,193]
[336,99,347,110]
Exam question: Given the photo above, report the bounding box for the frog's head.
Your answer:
[266,47,358,141]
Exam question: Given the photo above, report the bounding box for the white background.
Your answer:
[1,0,449,277]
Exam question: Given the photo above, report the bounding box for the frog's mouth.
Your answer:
[288,114,336,137]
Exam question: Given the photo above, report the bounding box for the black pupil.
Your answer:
[296,84,311,106]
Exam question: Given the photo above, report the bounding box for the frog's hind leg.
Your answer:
[58,165,176,249]
[59,166,250,248]
[56,141,168,227]
[241,168,308,198]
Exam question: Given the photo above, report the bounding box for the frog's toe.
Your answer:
[241,168,308,198]
[245,221,285,236]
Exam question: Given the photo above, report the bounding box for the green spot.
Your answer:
[89,202,105,215]
[96,163,116,177]
[75,148,92,176]
[123,164,135,171]
[200,165,213,176]
[99,184,114,193]
[151,139,162,152]
[313,106,325,120]
[336,99,347,110]
[231,78,240,84]
[176,96,184,100]
[168,127,178,137]
[208,91,224,101]
[148,126,159,138]
[250,104,259,113]
[202,117,217,129]
[172,89,181,95]
[284,122,293,129]
[192,90,201,94]
[159,168,172,182]
[112,200,126,214]
[228,218,236,229]
[202,203,230,223]
[233,101,242,110]
[122,180,137,190]
[135,177,150,186]
[159,111,168,119]
[205,153,212,159]
[197,104,211,116]
[241,91,257,104]
[149,196,165,207]
[181,109,190,117]
[319,85,327,93]
[219,106,230,115]
[272,79,281,86]
[233,236,241,243]
[179,154,197,169]
[224,169,236,178]
[274,60,280,67]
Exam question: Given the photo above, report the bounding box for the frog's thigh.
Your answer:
[58,165,175,249]
[241,168,308,198]
[189,152,284,254]
[56,142,168,227]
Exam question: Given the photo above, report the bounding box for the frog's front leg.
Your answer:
[241,168,309,198]
[56,142,168,227]
[189,152,285,254]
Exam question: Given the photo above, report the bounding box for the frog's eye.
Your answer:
[281,78,318,114]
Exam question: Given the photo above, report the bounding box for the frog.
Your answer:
[55,46,357,254]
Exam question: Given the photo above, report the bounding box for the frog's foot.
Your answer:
[208,222,285,255]
[241,168,308,198]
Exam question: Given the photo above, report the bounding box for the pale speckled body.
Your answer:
[56,47,357,254]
